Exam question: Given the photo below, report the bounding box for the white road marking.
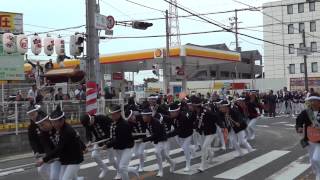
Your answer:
[0,168,24,177]
[272,122,289,125]
[214,150,290,179]
[257,125,270,128]
[266,155,311,180]
[175,149,256,175]
[284,124,295,127]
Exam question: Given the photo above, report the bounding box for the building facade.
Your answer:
[263,0,320,90]
[176,44,263,81]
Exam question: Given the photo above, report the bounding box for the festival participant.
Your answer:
[141,107,176,177]
[296,94,320,180]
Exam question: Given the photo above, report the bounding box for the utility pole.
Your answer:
[302,30,309,91]
[85,0,99,83]
[163,10,170,95]
[235,9,240,52]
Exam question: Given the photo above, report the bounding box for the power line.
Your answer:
[26,25,85,36]
[100,0,133,20]
[232,0,320,40]
[122,0,209,24]
[100,29,226,39]
[125,0,165,13]
[161,0,318,53]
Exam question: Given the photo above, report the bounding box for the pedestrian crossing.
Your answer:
[0,146,313,179]
[77,146,311,179]
[214,150,290,179]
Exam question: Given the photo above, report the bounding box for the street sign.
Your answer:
[95,13,115,30]
[105,29,113,36]
[0,12,23,34]
[112,72,123,80]
[297,47,312,56]
[106,16,115,29]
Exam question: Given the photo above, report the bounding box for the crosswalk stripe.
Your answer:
[80,147,182,170]
[214,150,290,179]
[143,148,221,172]
[0,168,24,176]
[266,155,311,180]
[175,149,256,175]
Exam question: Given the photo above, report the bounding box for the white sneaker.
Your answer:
[221,146,226,151]
[138,167,144,172]
[170,162,176,173]
[183,166,191,172]
[113,173,121,180]
[235,151,245,157]
[198,166,205,172]
[98,169,108,179]
[156,171,163,177]
[77,177,84,180]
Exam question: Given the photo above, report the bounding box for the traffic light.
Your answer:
[152,64,159,76]
[132,21,153,30]
[69,34,84,57]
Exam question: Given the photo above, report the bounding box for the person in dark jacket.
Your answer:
[296,94,320,180]
[35,111,61,180]
[246,94,262,140]
[191,96,224,172]
[218,100,253,157]
[27,104,53,179]
[168,102,195,172]
[36,105,84,180]
[80,114,111,179]
[142,107,175,177]
[266,90,277,117]
[125,109,147,172]
[105,105,137,180]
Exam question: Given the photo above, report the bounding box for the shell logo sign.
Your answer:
[154,48,163,58]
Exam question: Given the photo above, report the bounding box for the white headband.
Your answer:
[35,115,48,124]
[169,107,180,112]
[141,111,152,115]
[306,96,320,101]
[124,110,133,120]
[49,112,65,121]
[27,105,41,114]
[109,109,121,114]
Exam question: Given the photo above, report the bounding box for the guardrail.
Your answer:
[0,99,123,135]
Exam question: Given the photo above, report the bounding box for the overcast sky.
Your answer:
[2,0,278,84]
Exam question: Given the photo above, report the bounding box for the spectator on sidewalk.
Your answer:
[27,84,38,103]
[55,88,64,101]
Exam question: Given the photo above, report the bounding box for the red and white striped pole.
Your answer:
[86,81,97,115]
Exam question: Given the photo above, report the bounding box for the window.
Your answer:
[299,43,304,49]
[289,64,295,74]
[288,24,294,34]
[310,2,315,12]
[289,44,295,54]
[312,62,318,72]
[299,22,305,33]
[298,3,304,13]
[310,21,316,32]
[311,42,317,52]
[287,5,293,14]
[231,72,236,78]
[221,71,229,78]
[300,63,305,73]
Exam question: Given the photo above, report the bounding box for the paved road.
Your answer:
[0,116,314,180]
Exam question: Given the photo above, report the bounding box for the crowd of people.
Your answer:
[25,85,320,180]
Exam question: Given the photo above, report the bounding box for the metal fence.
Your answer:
[0,99,123,135]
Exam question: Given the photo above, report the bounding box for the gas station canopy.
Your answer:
[100,44,241,73]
